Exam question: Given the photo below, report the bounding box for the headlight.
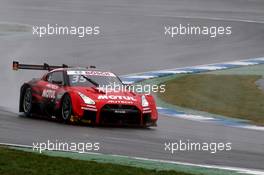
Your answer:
[141,95,149,107]
[78,92,95,105]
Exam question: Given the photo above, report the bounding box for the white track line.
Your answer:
[225,61,258,66]
[149,14,264,24]
[1,142,264,175]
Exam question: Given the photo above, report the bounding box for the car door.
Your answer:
[42,70,65,115]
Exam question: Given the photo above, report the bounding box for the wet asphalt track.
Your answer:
[0,0,264,171]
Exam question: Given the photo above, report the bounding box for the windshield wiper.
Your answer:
[81,75,99,87]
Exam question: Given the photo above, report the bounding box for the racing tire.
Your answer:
[61,94,73,123]
[22,87,33,117]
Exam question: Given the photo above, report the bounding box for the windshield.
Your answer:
[67,70,123,87]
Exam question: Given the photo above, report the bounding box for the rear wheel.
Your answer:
[61,94,72,123]
[23,88,33,117]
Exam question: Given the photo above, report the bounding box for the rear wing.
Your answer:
[12,61,69,71]
[12,61,96,71]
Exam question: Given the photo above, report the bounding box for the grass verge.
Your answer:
[158,74,264,125]
[0,146,195,175]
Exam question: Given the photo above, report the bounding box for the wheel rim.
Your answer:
[62,96,71,120]
[23,89,32,113]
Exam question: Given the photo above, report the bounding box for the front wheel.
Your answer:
[23,88,33,117]
[61,94,72,123]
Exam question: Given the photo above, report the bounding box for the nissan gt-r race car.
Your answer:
[12,61,158,127]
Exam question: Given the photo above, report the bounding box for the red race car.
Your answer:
[13,61,158,127]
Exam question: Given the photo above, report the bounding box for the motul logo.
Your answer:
[98,95,136,101]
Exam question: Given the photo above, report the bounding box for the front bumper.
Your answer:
[79,104,157,127]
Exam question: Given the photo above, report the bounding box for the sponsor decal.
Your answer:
[46,84,59,90]
[67,70,115,77]
[98,95,137,101]
[42,89,56,99]
[107,100,134,104]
